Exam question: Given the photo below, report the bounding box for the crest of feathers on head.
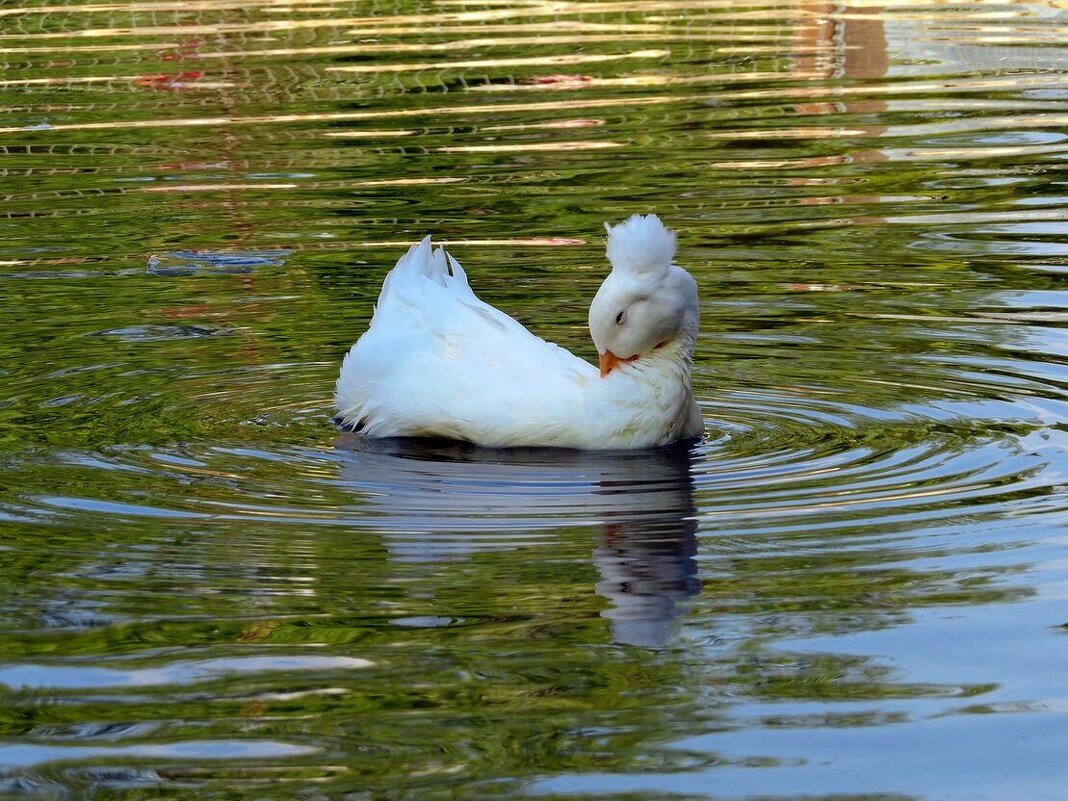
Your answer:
[604,213,676,279]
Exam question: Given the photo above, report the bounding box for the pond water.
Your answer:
[3,0,1068,798]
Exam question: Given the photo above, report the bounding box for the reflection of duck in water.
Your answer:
[337,436,701,648]
[594,450,699,648]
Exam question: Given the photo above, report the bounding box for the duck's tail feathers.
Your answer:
[377,235,476,307]
[604,213,676,279]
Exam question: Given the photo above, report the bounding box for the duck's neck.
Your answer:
[630,334,696,387]
[588,333,702,446]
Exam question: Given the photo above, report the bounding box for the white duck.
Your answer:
[335,213,703,449]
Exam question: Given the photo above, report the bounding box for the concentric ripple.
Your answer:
[3,0,1068,797]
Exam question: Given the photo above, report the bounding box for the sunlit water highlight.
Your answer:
[2,0,1068,798]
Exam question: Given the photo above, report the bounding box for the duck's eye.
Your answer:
[615,310,626,325]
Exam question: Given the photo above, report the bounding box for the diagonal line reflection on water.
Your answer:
[0,96,681,135]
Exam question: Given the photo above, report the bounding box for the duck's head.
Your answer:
[588,214,699,378]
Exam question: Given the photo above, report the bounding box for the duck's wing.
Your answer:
[336,238,597,445]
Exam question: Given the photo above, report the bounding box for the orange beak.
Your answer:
[599,350,636,378]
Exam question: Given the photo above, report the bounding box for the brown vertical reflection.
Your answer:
[790,5,889,191]
[792,4,888,85]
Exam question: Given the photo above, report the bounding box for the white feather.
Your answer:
[604,213,676,278]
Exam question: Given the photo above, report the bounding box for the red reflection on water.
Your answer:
[134,70,205,90]
[529,74,594,88]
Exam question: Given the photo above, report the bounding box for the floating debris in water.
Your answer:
[146,249,290,276]
[88,324,230,342]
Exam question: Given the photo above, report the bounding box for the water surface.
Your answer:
[3,0,1068,798]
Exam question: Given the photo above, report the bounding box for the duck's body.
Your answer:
[335,215,703,450]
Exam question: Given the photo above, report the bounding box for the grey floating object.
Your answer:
[147,249,290,276]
